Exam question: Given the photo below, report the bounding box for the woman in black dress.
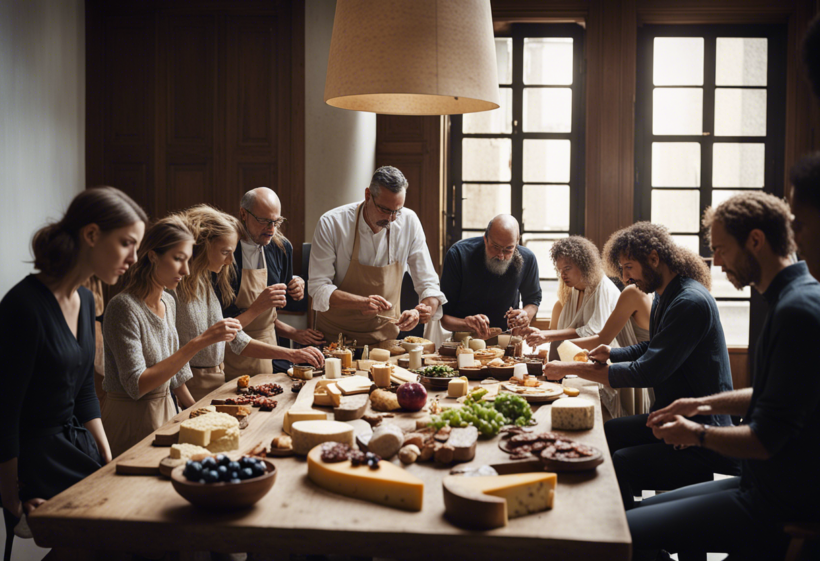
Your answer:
[0,186,147,524]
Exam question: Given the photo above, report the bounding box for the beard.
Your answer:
[485,249,524,276]
[725,249,762,289]
[630,261,664,294]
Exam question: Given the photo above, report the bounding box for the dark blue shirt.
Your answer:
[742,262,820,520]
[215,238,299,318]
[441,236,541,330]
[609,275,734,427]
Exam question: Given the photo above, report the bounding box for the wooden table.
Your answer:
[29,373,631,560]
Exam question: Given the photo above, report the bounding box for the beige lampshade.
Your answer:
[324,0,500,115]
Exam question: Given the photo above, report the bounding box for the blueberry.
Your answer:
[240,467,254,480]
[216,454,230,466]
[201,457,217,470]
[240,457,254,467]
[228,461,241,472]
[217,465,229,481]
[203,469,220,483]
[251,463,265,477]
[184,461,203,481]
[198,479,207,484]
[230,479,241,484]
[230,471,239,480]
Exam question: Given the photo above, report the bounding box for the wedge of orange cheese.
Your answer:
[442,471,556,529]
[306,445,424,511]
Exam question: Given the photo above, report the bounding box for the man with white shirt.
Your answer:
[309,166,447,347]
[218,187,325,379]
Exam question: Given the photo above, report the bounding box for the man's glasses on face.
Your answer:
[486,235,517,256]
[246,208,286,229]
[371,198,403,218]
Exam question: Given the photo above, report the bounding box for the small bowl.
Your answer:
[439,343,459,357]
[171,459,277,510]
[486,364,516,380]
[521,359,543,376]
[401,341,424,354]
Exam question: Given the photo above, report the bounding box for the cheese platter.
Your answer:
[499,380,564,403]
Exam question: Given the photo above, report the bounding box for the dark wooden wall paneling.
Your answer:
[375,116,447,275]
[86,0,305,273]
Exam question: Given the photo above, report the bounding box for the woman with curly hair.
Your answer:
[171,205,324,401]
[542,222,739,510]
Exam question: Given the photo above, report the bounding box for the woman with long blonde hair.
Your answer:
[101,216,238,457]
[173,205,323,401]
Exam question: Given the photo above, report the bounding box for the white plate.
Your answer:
[500,381,564,402]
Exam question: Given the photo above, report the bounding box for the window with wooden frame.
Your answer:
[635,24,787,347]
[448,23,586,315]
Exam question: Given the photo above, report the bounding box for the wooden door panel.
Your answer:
[167,163,213,213]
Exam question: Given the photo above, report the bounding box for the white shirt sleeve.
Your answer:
[576,278,620,339]
[405,215,447,320]
[308,215,340,313]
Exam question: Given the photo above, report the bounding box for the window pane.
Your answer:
[464,88,513,134]
[524,38,573,85]
[462,138,511,182]
[522,233,569,279]
[523,184,570,231]
[709,262,751,298]
[462,184,511,229]
[713,143,765,187]
[538,280,561,314]
[462,230,483,241]
[523,88,572,133]
[654,37,704,86]
[717,300,750,346]
[711,189,751,209]
[496,38,513,85]
[523,139,571,183]
[653,88,703,135]
[651,189,700,232]
[716,38,767,87]
[652,142,701,187]
[714,89,767,137]
[671,235,701,255]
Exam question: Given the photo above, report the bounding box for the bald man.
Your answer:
[440,215,541,338]
[217,187,324,379]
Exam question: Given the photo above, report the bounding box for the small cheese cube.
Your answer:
[448,378,469,398]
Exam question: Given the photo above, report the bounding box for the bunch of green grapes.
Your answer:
[493,393,533,426]
[429,401,507,437]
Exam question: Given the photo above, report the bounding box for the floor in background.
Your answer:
[0,521,49,561]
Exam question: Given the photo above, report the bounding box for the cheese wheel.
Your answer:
[282,409,328,434]
[551,398,594,430]
[291,420,355,455]
[468,338,486,351]
[370,348,391,362]
[556,341,587,363]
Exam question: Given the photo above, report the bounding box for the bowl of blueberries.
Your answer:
[171,454,277,510]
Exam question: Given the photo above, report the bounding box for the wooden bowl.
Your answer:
[485,365,516,381]
[171,458,277,510]
[438,343,459,357]
[457,365,486,380]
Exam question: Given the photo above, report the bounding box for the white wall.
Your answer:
[304,0,377,243]
[0,0,86,297]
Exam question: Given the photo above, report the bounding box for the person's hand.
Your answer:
[360,295,392,316]
[505,308,530,330]
[200,318,241,347]
[588,344,611,364]
[250,284,287,313]
[415,303,433,324]
[464,314,490,339]
[647,397,710,429]
[542,361,571,381]
[289,346,325,368]
[287,276,305,301]
[396,309,421,332]
[292,328,325,347]
[524,329,548,347]
[22,498,45,516]
[651,415,702,448]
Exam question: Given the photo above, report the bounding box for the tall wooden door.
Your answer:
[86,0,305,270]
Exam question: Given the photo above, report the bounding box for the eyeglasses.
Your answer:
[371,198,403,218]
[486,234,517,255]
[245,208,286,229]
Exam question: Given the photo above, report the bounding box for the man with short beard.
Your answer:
[542,222,740,510]
[440,215,541,338]
[625,191,820,560]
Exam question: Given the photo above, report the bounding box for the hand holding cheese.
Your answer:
[360,294,392,316]
[587,344,611,364]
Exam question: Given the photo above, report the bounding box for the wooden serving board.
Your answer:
[332,393,369,421]
[115,374,301,476]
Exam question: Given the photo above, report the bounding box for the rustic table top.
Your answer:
[29,371,631,560]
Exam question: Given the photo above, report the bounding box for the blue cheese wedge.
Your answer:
[551,398,594,430]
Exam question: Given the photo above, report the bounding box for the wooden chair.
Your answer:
[784,522,820,561]
[3,503,17,561]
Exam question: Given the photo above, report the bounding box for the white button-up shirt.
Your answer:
[240,239,265,270]
[308,201,446,318]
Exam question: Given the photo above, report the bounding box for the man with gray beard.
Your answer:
[440,215,541,338]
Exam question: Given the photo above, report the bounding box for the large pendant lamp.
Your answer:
[324,0,500,115]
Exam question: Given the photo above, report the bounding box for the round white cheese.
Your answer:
[291,420,355,455]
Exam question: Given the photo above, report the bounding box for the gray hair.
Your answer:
[240,190,257,212]
[368,166,408,198]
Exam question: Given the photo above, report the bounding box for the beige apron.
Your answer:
[187,364,225,403]
[223,267,278,381]
[316,203,404,347]
[101,383,175,459]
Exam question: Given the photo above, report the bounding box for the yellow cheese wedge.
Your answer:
[442,472,557,529]
[282,409,328,435]
[169,443,210,460]
[335,376,372,396]
[448,378,468,398]
[326,383,342,406]
[179,412,239,449]
[292,420,355,455]
[307,444,424,511]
